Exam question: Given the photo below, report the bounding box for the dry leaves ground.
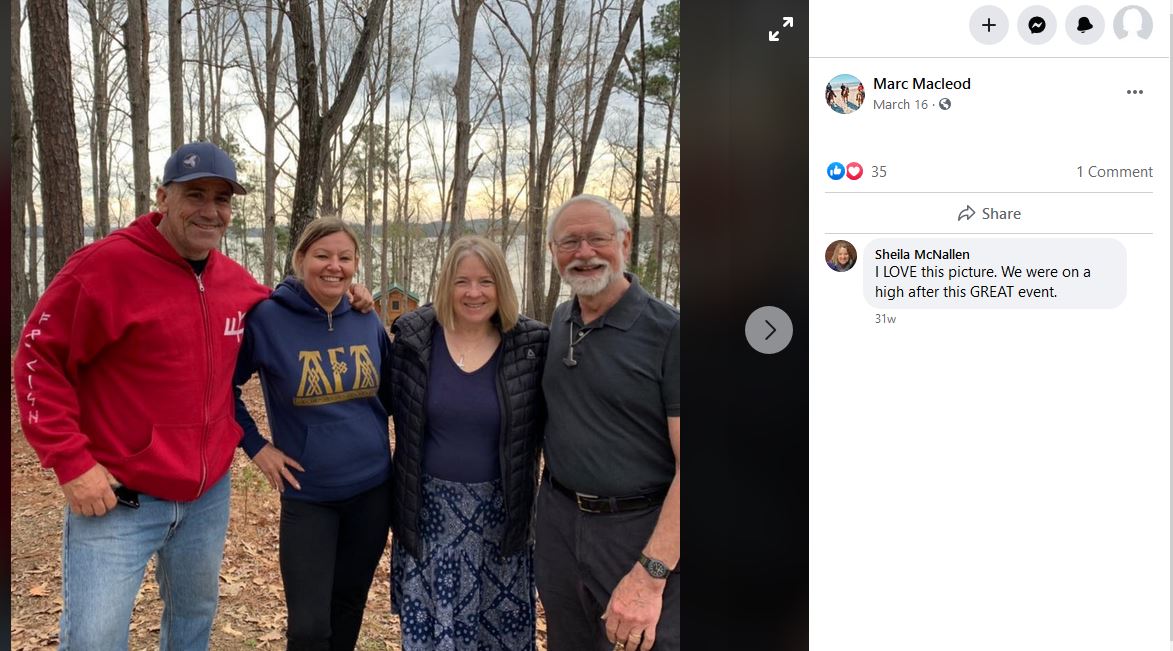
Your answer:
[11,379,549,650]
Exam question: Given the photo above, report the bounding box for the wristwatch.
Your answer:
[638,552,670,579]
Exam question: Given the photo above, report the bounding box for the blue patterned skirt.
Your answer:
[392,474,536,651]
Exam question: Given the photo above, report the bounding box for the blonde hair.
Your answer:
[434,236,520,332]
[291,218,361,279]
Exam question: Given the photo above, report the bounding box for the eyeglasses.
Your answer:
[554,233,616,253]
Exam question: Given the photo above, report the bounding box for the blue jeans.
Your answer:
[58,474,231,650]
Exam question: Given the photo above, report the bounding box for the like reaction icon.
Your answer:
[845,162,863,180]
[827,162,846,180]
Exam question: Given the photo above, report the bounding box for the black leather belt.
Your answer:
[548,474,668,514]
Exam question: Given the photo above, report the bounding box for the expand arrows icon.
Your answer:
[769,17,794,41]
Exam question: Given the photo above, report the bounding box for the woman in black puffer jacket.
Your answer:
[386,235,548,651]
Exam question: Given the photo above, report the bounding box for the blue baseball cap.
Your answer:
[162,142,247,195]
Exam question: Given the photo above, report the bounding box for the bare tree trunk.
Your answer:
[380,0,394,320]
[237,0,284,285]
[523,0,542,309]
[210,9,221,143]
[84,0,114,240]
[629,13,645,271]
[30,0,85,283]
[169,0,184,149]
[448,0,485,246]
[650,155,662,297]
[655,83,676,298]
[577,0,599,182]
[285,0,390,275]
[397,0,428,289]
[484,0,542,310]
[12,0,32,346]
[28,196,41,300]
[125,0,151,216]
[314,0,338,217]
[363,102,376,282]
[263,6,281,286]
[526,0,566,322]
[496,79,510,250]
[195,0,207,140]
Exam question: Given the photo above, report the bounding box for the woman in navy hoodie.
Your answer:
[233,219,393,650]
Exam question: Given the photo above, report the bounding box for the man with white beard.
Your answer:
[534,194,681,651]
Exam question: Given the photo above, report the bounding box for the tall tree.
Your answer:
[237,0,289,286]
[642,0,678,297]
[82,0,122,240]
[195,0,207,138]
[193,2,241,145]
[12,0,33,347]
[421,73,457,299]
[124,0,151,216]
[285,0,389,275]
[484,0,553,315]
[526,0,566,320]
[394,0,433,290]
[380,0,395,319]
[627,11,645,271]
[169,0,184,149]
[447,0,486,245]
[29,0,85,283]
[475,23,518,250]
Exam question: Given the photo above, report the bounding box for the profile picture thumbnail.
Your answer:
[825,240,857,272]
[825,73,865,114]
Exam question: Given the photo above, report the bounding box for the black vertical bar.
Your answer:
[682,1,809,647]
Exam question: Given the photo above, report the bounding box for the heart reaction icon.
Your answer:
[845,162,863,180]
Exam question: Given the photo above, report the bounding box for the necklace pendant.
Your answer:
[457,355,466,369]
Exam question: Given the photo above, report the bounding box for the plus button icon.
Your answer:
[982,18,997,32]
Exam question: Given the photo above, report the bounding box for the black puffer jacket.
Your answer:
[388,305,549,558]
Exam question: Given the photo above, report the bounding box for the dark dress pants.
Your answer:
[534,477,681,651]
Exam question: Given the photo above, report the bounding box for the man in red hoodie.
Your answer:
[13,142,367,649]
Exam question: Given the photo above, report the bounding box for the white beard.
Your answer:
[562,257,623,297]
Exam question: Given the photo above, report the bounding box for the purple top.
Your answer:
[423,326,502,482]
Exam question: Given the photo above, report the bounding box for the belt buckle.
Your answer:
[575,492,605,513]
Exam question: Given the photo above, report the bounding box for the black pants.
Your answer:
[534,477,681,651]
[279,479,391,651]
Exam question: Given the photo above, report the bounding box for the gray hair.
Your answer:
[546,194,630,243]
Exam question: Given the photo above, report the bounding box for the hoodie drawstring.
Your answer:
[327,310,334,332]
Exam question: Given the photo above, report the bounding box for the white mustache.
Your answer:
[566,257,609,272]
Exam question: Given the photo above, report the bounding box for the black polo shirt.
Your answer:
[542,273,681,497]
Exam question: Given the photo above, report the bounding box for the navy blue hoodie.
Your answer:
[233,277,392,502]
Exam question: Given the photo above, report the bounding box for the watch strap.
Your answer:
[638,552,670,579]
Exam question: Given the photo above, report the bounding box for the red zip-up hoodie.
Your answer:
[14,212,272,501]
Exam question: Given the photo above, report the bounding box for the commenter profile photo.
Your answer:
[825,73,864,114]
[825,240,857,272]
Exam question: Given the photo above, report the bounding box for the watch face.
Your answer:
[642,556,670,579]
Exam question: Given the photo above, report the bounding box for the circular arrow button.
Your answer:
[745,306,794,354]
